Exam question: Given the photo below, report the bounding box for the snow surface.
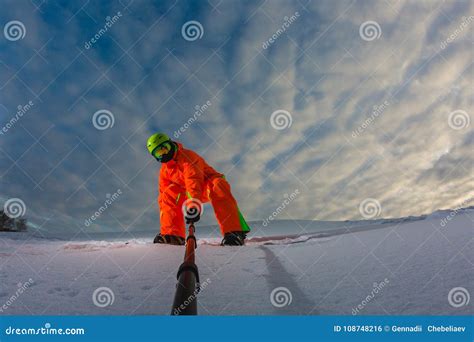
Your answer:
[0,209,472,315]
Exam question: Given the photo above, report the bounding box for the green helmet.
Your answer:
[147,133,171,155]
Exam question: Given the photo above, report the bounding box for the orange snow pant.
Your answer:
[159,177,250,238]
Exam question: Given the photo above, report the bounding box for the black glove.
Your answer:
[185,204,201,224]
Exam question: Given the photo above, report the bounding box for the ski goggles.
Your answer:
[151,142,172,161]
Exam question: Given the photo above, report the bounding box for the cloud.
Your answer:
[0,0,472,233]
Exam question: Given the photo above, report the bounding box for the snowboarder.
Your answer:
[147,133,251,246]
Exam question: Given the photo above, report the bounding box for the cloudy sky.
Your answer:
[0,0,472,233]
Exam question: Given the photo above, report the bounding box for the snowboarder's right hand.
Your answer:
[185,204,201,224]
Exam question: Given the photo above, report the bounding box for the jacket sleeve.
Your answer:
[182,152,204,200]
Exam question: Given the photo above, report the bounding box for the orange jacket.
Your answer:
[159,142,223,200]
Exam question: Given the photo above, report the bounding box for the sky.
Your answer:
[0,0,472,233]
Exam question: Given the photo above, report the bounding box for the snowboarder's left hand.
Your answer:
[185,204,201,224]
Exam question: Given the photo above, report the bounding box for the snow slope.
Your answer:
[0,209,472,315]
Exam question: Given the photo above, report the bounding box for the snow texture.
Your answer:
[0,209,472,315]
